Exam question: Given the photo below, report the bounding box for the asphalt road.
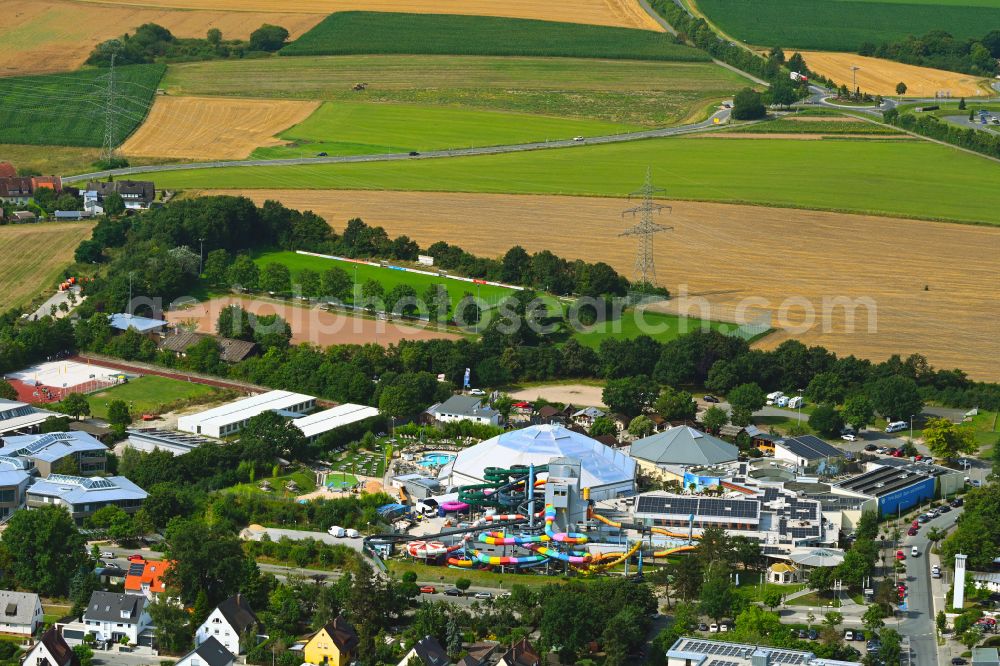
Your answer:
[896,507,962,666]
[63,108,736,184]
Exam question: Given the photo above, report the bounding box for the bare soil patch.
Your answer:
[510,384,606,407]
[165,295,460,347]
[207,190,1000,380]
[0,0,322,76]
[68,0,662,30]
[121,96,319,160]
[794,50,990,98]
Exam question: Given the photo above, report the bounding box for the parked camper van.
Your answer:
[787,396,804,409]
[776,396,790,408]
[766,391,784,405]
[328,525,346,537]
[885,421,907,433]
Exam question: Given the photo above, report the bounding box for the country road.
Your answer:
[63,107,737,183]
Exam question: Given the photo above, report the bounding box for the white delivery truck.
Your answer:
[328,525,346,537]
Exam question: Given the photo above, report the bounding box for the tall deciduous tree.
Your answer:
[727,382,765,427]
[867,375,922,421]
[163,517,250,605]
[842,394,876,432]
[922,417,977,460]
[654,386,697,422]
[701,405,729,434]
[0,505,87,596]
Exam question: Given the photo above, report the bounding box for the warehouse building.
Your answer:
[126,428,216,456]
[773,435,848,475]
[0,399,58,436]
[667,637,861,666]
[292,403,380,442]
[178,390,315,438]
[868,457,965,498]
[834,464,937,516]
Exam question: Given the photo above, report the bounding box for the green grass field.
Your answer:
[0,64,164,147]
[253,250,518,312]
[731,117,904,135]
[162,55,746,127]
[283,11,708,61]
[695,0,1000,50]
[146,137,1000,225]
[252,101,640,158]
[571,310,738,348]
[85,375,224,420]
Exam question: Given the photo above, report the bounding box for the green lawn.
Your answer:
[733,577,807,602]
[695,0,1000,50]
[252,250,518,312]
[225,469,318,499]
[786,591,842,608]
[731,118,904,135]
[968,410,1000,448]
[283,11,709,61]
[389,559,567,588]
[571,309,747,348]
[147,137,1000,225]
[0,64,164,147]
[252,101,640,158]
[86,375,223,420]
[162,56,746,127]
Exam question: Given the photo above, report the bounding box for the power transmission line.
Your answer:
[619,167,672,290]
[100,47,120,164]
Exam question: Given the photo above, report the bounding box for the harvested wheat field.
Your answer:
[0,0,322,76]
[70,0,661,30]
[0,222,95,313]
[166,296,460,347]
[207,189,1000,380]
[122,97,319,160]
[795,50,990,98]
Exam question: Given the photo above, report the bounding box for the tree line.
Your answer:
[87,22,290,67]
[883,107,1000,162]
[859,29,1000,78]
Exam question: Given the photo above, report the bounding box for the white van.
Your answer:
[885,421,908,433]
[328,525,346,537]
[345,528,360,538]
[776,396,790,408]
[788,396,804,409]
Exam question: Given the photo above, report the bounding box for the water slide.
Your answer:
[590,509,699,559]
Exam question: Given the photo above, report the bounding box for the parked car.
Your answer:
[844,630,854,640]
[797,629,808,639]
[703,395,720,403]
[709,624,719,633]
[474,591,493,600]
[938,505,951,513]
[101,551,115,559]
[807,629,818,640]
[951,498,964,507]
[895,550,905,560]
[698,623,709,632]
[907,527,918,536]
[911,546,919,557]
[469,388,486,396]
[420,585,436,594]
[918,514,931,523]
[128,554,144,563]
[345,528,360,538]
[328,525,346,537]
[891,449,904,457]
[863,443,877,450]
[951,659,968,665]
[444,588,462,596]
[841,433,857,442]
[854,631,865,641]
[912,520,920,529]
[719,623,730,632]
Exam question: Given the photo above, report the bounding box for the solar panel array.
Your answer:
[708,660,740,666]
[46,474,117,490]
[674,639,813,666]
[677,640,749,658]
[15,432,74,456]
[636,495,759,520]
[127,562,145,577]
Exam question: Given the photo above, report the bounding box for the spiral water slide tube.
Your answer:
[589,511,699,557]
[458,465,548,508]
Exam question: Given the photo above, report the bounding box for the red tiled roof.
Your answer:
[124,559,172,594]
[0,162,15,178]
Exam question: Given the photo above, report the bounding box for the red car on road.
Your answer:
[419,585,436,594]
[908,527,918,536]
[895,550,905,560]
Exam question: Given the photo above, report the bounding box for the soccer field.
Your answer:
[146,137,1000,225]
[253,250,518,311]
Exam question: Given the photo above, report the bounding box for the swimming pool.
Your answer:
[418,453,455,467]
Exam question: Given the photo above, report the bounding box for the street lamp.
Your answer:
[797,388,804,422]
[909,414,915,443]
[198,238,205,276]
[851,66,860,94]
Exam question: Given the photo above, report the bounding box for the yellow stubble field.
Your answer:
[121,96,320,160]
[0,222,95,313]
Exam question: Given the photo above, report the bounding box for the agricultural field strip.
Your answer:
[111,136,1000,226]
[65,0,662,30]
[694,0,1000,50]
[0,223,96,313]
[0,0,324,77]
[281,12,692,60]
[206,189,1000,380]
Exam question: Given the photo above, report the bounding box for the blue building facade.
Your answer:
[877,476,935,516]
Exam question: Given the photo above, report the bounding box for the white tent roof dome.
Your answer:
[439,424,636,489]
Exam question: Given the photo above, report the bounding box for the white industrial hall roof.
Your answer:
[177,390,314,434]
[439,424,635,490]
[293,404,380,439]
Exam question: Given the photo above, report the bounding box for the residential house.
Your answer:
[303,616,359,666]
[85,180,156,210]
[535,405,562,424]
[571,407,605,429]
[0,590,43,634]
[94,562,127,587]
[0,431,107,477]
[196,594,259,656]
[425,395,500,426]
[22,627,78,666]
[83,190,102,215]
[397,635,450,666]
[773,435,847,473]
[0,162,15,178]
[159,331,257,364]
[497,638,541,666]
[0,177,32,205]
[175,636,235,666]
[31,176,62,193]
[82,591,153,646]
[26,474,147,524]
[124,558,171,600]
